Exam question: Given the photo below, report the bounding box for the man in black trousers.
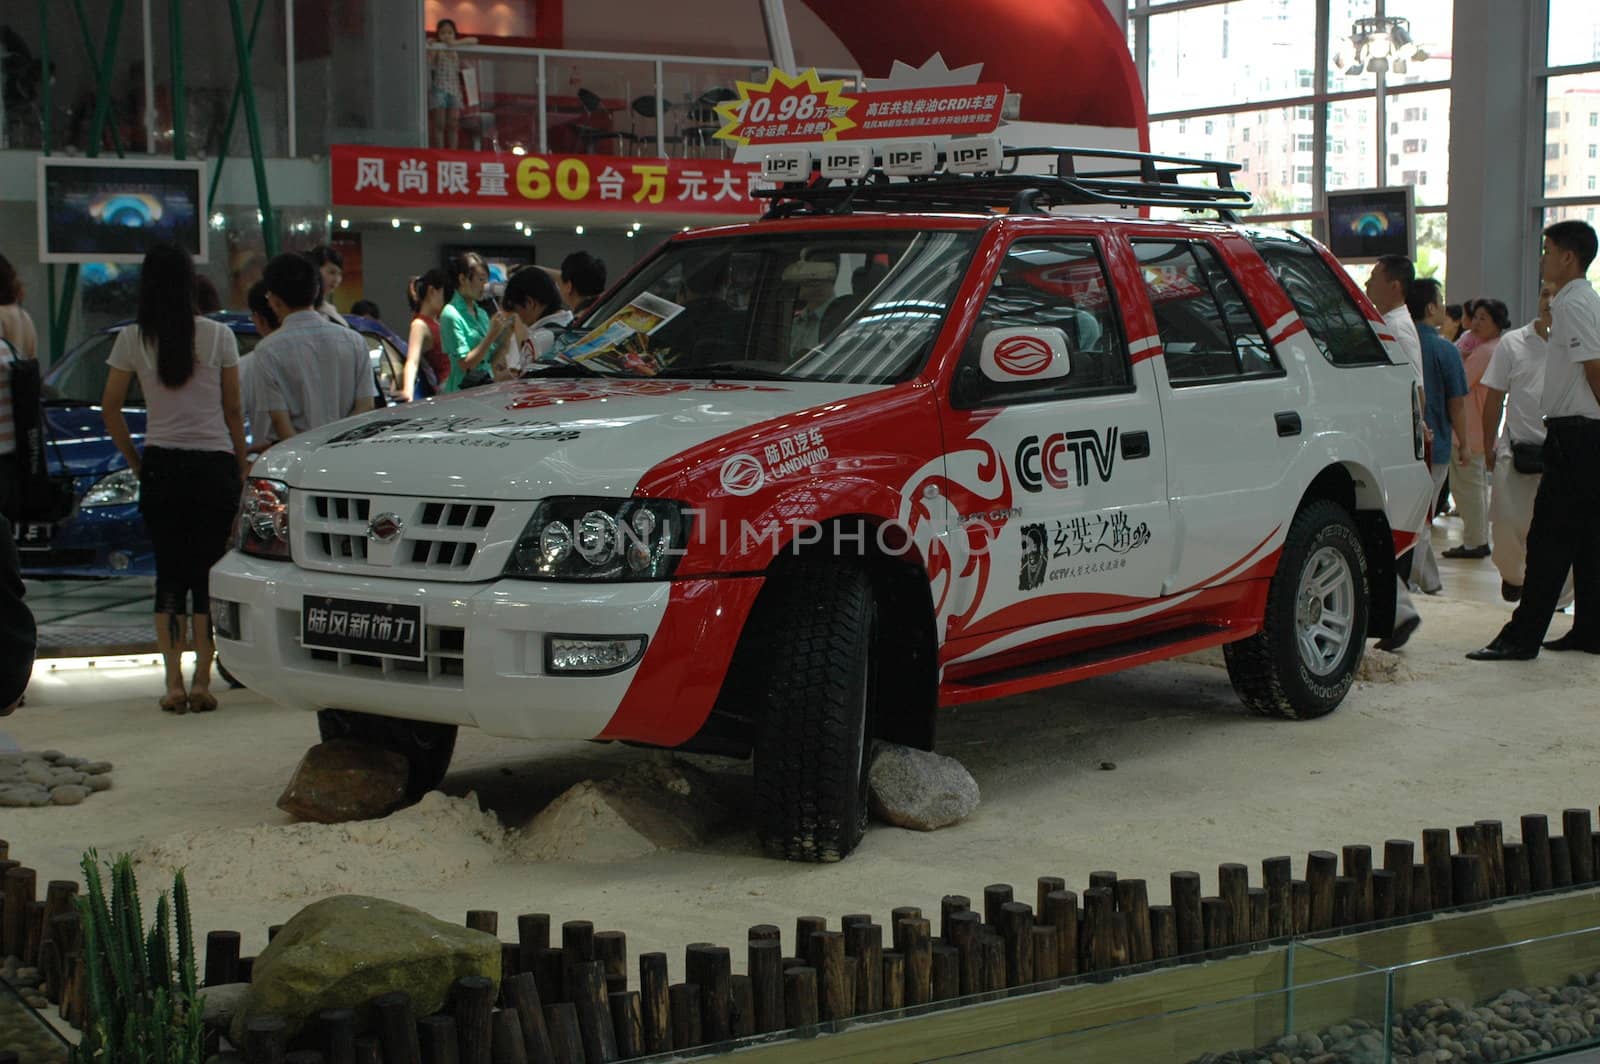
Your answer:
[1469,219,1600,661]
[0,514,35,713]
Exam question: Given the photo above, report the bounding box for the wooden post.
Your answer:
[898,918,932,1004]
[995,904,1033,988]
[466,911,498,937]
[1217,863,1248,942]
[844,922,883,1014]
[609,992,643,1059]
[1306,851,1337,932]
[1114,880,1152,963]
[1383,840,1415,916]
[795,917,827,962]
[810,930,850,1020]
[544,1004,585,1064]
[499,945,522,1001]
[948,909,981,996]
[731,975,757,1037]
[452,975,496,1064]
[785,968,820,1032]
[1261,857,1292,938]
[1332,877,1355,928]
[562,923,595,971]
[1170,872,1203,956]
[668,985,700,1050]
[748,940,784,1034]
[697,947,732,1043]
[1372,869,1396,921]
[1247,887,1268,946]
[319,1008,357,1064]
[204,930,241,987]
[245,1016,290,1064]
[628,954,667,1056]
[1342,845,1374,923]
[534,948,565,1006]
[354,1038,383,1064]
[748,923,782,944]
[568,962,617,1063]
[1422,829,1454,909]
[503,973,557,1064]
[979,932,1006,992]
[1082,888,1117,970]
[1288,880,1309,935]
[1042,890,1079,975]
[284,1052,324,1064]
[419,1014,461,1064]
[1201,897,1232,952]
[1476,820,1507,896]
[1,866,35,962]
[489,1010,526,1064]
[932,942,961,999]
[1504,841,1531,897]
[839,914,872,935]
[890,906,922,934]
[36,881,77,957]
[1521,813,1553,890]
[1089,871,1118,893]
[374,992,423,1064]
[1029,927,1057,982]
[1034,878,1065,918]
[1551,836,1574,887]
[1455,824,1483,891]
[593,932,627,993]
[516,915,550,975]
[880,954,905,1011]
[1452,853,1486,905]
[934,896,966,944]
[1564,808,1595,883]
[1149,906,1177,961]
[982,885,1012,928]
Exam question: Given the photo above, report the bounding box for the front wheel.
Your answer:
[748,560,877,862]
[1224,500,1369,720]
[316,709,457,802]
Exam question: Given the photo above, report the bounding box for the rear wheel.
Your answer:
[748,560,877,862]
[316,709,457,802]
[1224,500,1368,720]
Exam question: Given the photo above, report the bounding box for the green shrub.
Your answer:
[71,851,204,1064]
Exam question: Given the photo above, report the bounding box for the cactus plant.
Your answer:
[72,851,204,1064]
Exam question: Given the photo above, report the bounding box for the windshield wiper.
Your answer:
[657,362,792,381]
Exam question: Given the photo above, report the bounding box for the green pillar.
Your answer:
[207,0,269,214]
[227,0,277,256]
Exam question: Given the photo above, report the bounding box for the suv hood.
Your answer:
[264,377,881,499]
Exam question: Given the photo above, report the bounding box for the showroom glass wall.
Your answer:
[1127,0,1453,285]
[1540,0,1600,283]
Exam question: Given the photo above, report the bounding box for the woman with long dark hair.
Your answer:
[400,268,451,401]
[101,244,248,714]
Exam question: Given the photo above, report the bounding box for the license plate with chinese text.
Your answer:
[301,596,424,661]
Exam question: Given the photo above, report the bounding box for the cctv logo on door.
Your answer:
[1015,427,1119,493]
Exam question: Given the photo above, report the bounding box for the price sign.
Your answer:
[714,69,858,148]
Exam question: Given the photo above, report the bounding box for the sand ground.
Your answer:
[4,521,1599,976]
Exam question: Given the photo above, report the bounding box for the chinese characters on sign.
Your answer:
[333,145,766,215]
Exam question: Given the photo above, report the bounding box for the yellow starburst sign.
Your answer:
[714,68,858,147]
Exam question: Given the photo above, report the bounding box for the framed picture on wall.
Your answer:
[1325,186,1415,264]
[37,157,208,264]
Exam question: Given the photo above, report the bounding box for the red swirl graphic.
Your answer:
[993,335,1052,377]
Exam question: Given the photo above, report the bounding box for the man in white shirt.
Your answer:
[253,254,375,445]
[1363,254,1429,649]
[1481,282,1572,607]
[1470,221,1600,660]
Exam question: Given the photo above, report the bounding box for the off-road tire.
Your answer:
[750,560,877,862]
[1224,500,1369,720]
[317,708,458,802]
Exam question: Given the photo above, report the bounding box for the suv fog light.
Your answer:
[211,599,241,641]
[108,551,131,571]
[546,635,646,674]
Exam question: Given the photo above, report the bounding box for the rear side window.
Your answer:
[1132,240,1279,385]
[1250,237,1389,366]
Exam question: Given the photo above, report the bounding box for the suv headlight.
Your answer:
[81,468,140,508]
[505,498,690,581]
[235,478,292,560]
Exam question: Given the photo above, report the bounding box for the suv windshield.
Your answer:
[546,229,981,384]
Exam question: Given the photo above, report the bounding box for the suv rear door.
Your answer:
[937,230,1172,654]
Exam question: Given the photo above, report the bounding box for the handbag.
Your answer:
[1510,440,1545,476]
[8,353,77,524]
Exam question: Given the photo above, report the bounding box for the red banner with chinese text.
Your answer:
[330,145,765,215]
[713,70,1006,149]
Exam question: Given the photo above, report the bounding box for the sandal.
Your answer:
[189,692,219,713]
[160,693,189,714]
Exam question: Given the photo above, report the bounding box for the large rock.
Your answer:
[868,743,980,831]
[230,896,500,1044]
[277,740,410,823]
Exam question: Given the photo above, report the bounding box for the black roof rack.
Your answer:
[755,145,1254,221]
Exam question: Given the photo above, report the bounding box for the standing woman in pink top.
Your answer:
[101,244,249,714]
[1444,298,1510,559]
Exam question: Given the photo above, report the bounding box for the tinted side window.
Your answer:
[1250,238,1389,366]
[957,239,1130,406]
[1133,241,1277,385]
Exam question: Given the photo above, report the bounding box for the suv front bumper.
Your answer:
[210,552,762,745]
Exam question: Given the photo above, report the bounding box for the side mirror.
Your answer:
[978,327,1072,384]
[952,364,984,407]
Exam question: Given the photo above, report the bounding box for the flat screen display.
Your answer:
[37,157,207,264]
[1325,186,1414,264]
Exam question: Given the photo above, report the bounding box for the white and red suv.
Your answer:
[212,148,1432,861]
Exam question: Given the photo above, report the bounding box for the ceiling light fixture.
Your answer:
[1334,16,1426,76]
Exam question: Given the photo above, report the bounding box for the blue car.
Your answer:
[25,312,413,578]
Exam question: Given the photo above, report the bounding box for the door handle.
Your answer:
[1275,411,1302,437]
[1121,430,1151,460]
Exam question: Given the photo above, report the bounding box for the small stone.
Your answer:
[201,982,250,1028]
[38,749,65,762]
[1300,1033,1323,1054]
[1100,761,1117,770]
[58,756,87,768]
[82,761,114,775]
[14,967,40,986]
[85,774,113,792]
[50,785,89,805]
[276,741,410,824]
[20,764,55,786]
[867,743,980,831]
[49,771,86,787]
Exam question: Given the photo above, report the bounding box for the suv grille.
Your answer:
[296,492,510,581]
